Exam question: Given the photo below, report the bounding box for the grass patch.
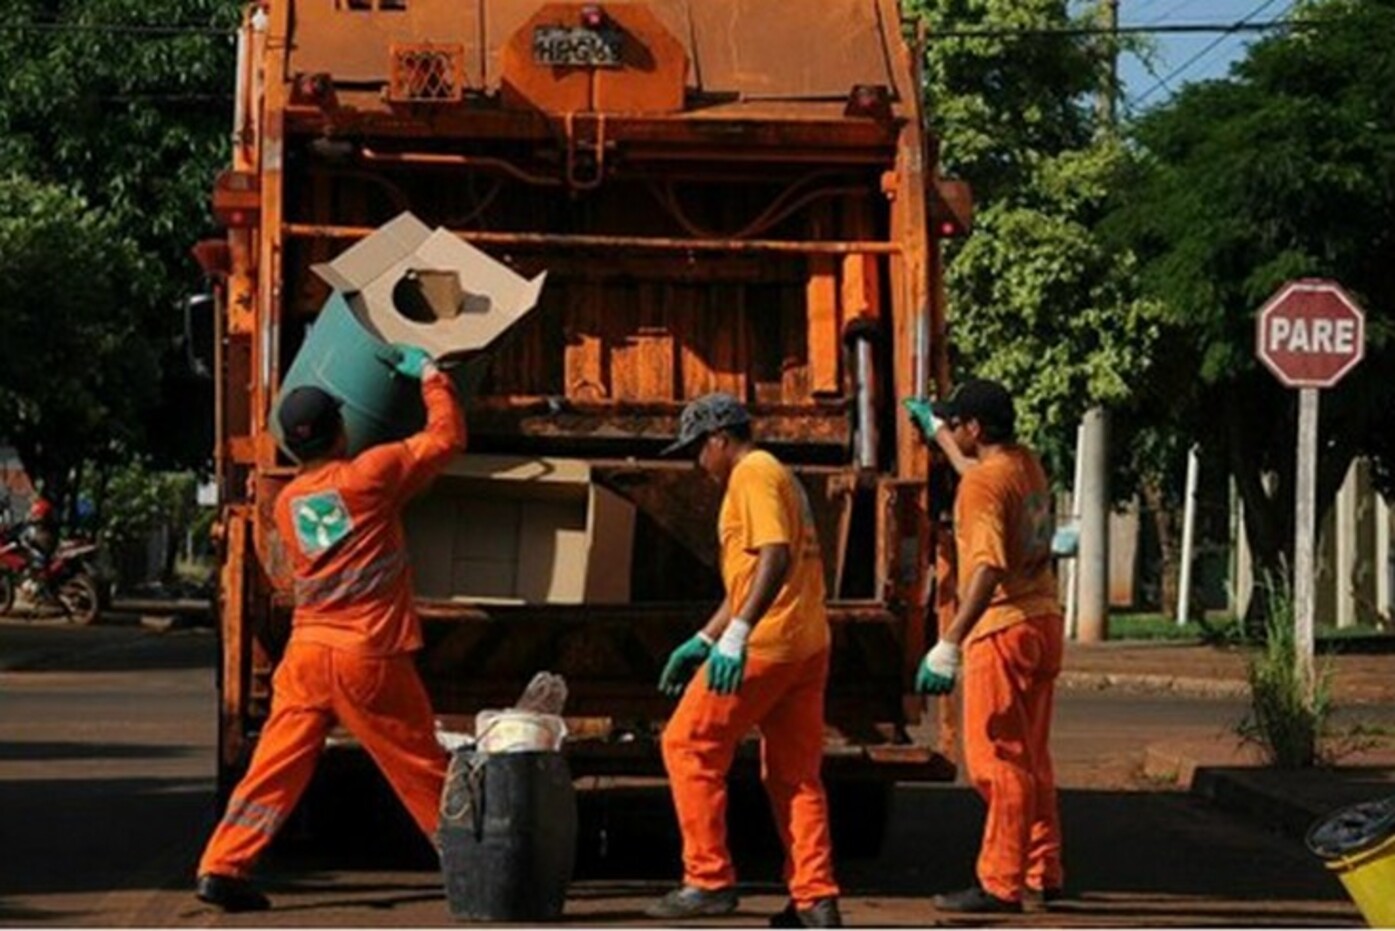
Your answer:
[1236,576,1333,769]
[1108,612,1238,643]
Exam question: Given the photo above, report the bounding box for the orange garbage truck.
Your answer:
[196,0,972,854]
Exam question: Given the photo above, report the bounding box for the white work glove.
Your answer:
[915,641,961,695]
[707,618,751,695]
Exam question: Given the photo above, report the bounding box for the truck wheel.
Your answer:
[0,575,13,616]
[828,781,893,859]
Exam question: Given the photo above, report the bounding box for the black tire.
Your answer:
[58,572,101,626]
[0,574,13,616]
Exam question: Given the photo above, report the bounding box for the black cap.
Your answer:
[931,378,1016,437]
[662,392,752,456]
[277,386,343,461]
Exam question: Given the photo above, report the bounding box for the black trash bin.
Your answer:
[439,749,578,922]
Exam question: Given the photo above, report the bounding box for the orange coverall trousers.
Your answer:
[661,649,839,907]
[963,613,1064,901]
[198,641,448,878]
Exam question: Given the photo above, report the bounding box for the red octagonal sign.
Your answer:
[1256,279,1366,388]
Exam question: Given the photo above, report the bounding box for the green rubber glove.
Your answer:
[902,397,944,440]
[706,618,751,696]
[659,633,714,697]
[379,343,434,380]
[914,641,961,695]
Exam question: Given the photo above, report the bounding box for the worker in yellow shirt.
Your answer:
[647,393,842,928]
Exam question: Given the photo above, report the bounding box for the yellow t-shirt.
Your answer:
[718,450,830,663]
[954,445,1061,644]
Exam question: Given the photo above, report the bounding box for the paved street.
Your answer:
[0,619,1369,926]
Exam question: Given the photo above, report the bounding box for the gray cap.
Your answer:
[662,392,751,456]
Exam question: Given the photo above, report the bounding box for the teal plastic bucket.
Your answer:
[274,292,423,458]
[274,291,496,460]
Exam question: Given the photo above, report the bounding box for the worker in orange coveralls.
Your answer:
[905,378,1065,915]
[194,345,465,913]
[648,392,842,928]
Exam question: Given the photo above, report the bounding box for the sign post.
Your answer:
[1255,279,1366,697]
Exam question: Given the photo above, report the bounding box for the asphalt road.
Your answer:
[0,619,1367,927]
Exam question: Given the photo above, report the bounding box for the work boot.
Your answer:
[770,897,844,927]
[1025,885,1066,909]
[196,873,270,912]
[645,885,739,919]
[932,885,1022,914]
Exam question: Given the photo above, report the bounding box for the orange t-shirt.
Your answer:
[274,371,466,656]
[718,450,830,663]
[954,445,1060,644]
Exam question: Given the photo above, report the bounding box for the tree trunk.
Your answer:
[1142,479,1181,616]
[1225,391,1288,631]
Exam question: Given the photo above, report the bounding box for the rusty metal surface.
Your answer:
[499,4,687,114]
[287,0,484,86]
[468,402,851,445]
[286,0,904,105]
[686,0,896,100]
[283,222,900,255]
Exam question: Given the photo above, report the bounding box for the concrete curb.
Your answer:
[1187,766,1328,840]
[1058,670,1249,700]
[1142,743,1392,846]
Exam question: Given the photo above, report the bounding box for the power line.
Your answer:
[925,17,1309,39]
[1128,0,1288,107]
[0,16,1327,41]
[0,21,233,37]
[1143,0,1201,27]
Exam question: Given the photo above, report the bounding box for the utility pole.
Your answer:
[1096,0,1121,126]
[1077,0,1119,643]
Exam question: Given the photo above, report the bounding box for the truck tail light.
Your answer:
[212,170,261,229]
[580,4,606,29]
[929,179,973,239]
[845,84,891,120]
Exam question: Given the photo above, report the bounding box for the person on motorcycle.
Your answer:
[16,498,58,593]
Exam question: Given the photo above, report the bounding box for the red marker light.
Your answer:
[580,4,605,28]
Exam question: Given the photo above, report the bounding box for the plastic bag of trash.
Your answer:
[473,671,569,753]
[435,719,475,753]
[514,671,568,716]
[475,709,568,753]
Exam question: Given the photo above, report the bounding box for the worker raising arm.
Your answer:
[908,378,1065,915]
[195,345,465,913]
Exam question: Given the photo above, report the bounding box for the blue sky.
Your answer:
[1113,0,1299,113]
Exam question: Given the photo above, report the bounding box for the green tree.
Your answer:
[905,0,1166,478]
[0,0,236,475]
[0,177,153,506]
[1104,0,1395,596]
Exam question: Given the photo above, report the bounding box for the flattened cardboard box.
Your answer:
[311,212,547,359]
[404,455,635,605]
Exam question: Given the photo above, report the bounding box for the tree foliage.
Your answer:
[0,0,236,494]
[906,0,1166,479]
[0,177,153,503]
[1103,0,1395,581]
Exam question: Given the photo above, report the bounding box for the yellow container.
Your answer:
[1308,797,1395,928]
[1324,830,1395,928]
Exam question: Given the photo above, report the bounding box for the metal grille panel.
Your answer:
[389,43,465,102]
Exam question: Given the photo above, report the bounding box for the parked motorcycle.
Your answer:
[0,535,104,625]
